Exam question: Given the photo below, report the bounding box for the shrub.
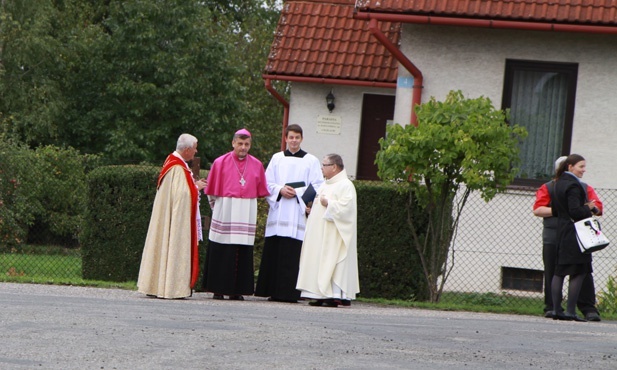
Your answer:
[81,165,159,281]
[81,165,211,282]
[598,274,617,315]
[27,146,101,247]
[0,141,42,248]
[354,180,428,300]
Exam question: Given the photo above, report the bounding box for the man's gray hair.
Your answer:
[325,153,344,170]
[176,133,198,151]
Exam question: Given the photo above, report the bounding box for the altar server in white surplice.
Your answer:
[255,124,323,303]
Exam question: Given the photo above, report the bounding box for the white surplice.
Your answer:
[264,151,323,240]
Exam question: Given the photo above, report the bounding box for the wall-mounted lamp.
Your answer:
[326,90,335,113]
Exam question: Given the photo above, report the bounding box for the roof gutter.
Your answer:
[354,12,617,35]
[263,75,397,150]
[263,74,396,89]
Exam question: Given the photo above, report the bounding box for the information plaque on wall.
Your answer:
[316,115,341,135]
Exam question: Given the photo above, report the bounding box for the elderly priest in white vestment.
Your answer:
[296,153,359,307]
[137,133,207,299]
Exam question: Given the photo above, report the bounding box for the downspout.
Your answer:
[264,78,290,151]
[366,17,423,126]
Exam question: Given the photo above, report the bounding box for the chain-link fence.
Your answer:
[446,187,617,307]
[2,187,616,309]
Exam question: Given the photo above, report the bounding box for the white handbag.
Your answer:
[574,217,610,254]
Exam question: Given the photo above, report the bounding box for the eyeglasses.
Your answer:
[322,163,334,167]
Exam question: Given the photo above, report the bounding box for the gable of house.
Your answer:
[264,0,400,83]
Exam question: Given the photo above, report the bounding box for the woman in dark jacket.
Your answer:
[551,154,599,321]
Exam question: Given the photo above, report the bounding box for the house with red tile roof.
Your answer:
[263,0,617,298]
[263,0,400,180]
[265,0,617,186]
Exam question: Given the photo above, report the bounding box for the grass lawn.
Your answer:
[0,247,136,289]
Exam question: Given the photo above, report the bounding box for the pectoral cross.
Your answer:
[239,177,246,186]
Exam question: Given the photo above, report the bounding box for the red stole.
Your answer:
[158,154,200,288]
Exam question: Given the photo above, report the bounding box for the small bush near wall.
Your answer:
[354,181,428,300]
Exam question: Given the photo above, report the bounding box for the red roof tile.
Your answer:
[264,0,400,82]
[355,0,617,26]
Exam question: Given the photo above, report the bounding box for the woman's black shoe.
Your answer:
[309,300,324,306]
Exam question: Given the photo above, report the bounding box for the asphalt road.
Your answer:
[1,282,616,369]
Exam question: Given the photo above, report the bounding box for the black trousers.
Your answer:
[201,240,255,296]
[543,242,598,315]
[255,236,302,301]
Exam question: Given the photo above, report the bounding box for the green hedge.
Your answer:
[354,181,428,300]
[0,142,99,250]
[81,165,211,282]
[81,167,429,300]
[80,165,158,281]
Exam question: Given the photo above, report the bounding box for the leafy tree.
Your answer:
[0,140,41,248]
[0,0,284,166]
[376,90,528,302]
[63,0,247,164]
[218,0,286,163]
[0,0,69,145]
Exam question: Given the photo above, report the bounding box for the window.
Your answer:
[502,60,578,186]
[501,266,543,292]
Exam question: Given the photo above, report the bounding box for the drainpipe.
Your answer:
[264,78,290,151]
[263,75,397,149]
[366,17,423,126]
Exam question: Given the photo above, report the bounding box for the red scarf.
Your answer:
[158,154,199,288]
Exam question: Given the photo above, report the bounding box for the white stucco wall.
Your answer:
[287,83,395,177]
[396,24,617,189]
[393,24,617,296]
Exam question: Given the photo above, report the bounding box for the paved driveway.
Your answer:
[1,283,616,369]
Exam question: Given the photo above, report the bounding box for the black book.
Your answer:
[302,184,316,206]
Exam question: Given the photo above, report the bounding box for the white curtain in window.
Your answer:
[510,70,568,179]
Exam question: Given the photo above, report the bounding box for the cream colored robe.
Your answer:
[137,166,193,299]
[296,169,360,299]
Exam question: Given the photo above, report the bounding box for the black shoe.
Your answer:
[555,312,587,322]
[568,314,588,322]
[340,299,351,307]
[544,311,555,319]
[309,300,324,306]
[212,294,224,300]
[323,299,339,307]
[585,312,601,322]
[228,295,244,301]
